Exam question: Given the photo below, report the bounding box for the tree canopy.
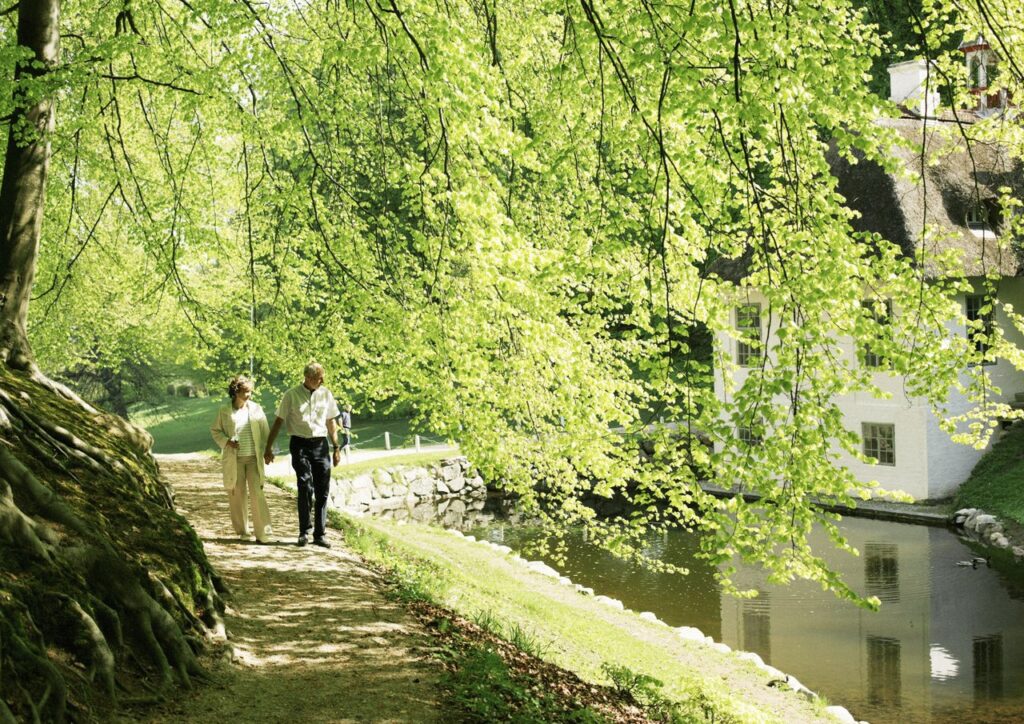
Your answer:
[5,0,1024,608]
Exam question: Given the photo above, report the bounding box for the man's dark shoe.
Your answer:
[312,537,331,549]
[297,535,308,547]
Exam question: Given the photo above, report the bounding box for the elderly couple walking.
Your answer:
[210,362,346,548]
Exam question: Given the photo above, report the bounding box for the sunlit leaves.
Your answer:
[15,0,1024,606]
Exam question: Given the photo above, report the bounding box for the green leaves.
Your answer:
[18,0,1024,606]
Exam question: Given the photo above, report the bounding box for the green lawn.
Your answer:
[954,422,1024,527]
[130,396,441,455]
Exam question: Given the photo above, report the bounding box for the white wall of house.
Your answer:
[837,393,930,498]
[713,278,1024,500]
[924,278,1024,497]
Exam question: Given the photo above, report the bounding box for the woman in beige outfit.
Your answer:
[210,375,273,543]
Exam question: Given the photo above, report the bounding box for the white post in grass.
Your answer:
[415,434,421,452]
[344,447,350,465]
[384,431,391,450]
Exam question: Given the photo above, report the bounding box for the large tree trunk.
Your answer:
[0,8,225,720]
[0,0,59,369]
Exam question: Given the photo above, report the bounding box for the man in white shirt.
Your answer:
[264,362,342,548]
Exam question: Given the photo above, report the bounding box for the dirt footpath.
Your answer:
[144,454,444,723]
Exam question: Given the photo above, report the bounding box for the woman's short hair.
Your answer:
[228,375,253,399]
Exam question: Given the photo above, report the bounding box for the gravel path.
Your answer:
[142,454,444,723]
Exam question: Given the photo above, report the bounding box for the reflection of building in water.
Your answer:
[741,592,771,664]
[973,635,1003,701]
[719,520,1024,722]
[864,542,900,603]
[867,636,902,707]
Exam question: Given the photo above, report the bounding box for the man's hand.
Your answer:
[332,448,342,467]
[264,449,275,464]
[227,440,240,449]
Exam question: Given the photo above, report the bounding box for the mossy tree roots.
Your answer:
[0,367,223,722]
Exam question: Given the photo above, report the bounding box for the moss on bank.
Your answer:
[337,512,834,724]
[954,422,1024,528]
[0,368,223,721]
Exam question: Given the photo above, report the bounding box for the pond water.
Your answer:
[442,512,1024,724]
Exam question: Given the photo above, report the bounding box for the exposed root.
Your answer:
[198,575,228,640]
[29,372,99,415]
[88,594,124,652]
[0,388,111,474]
[3,621,67,722]
[0,446,90,538]
[75,548,205,690]
[30,373,156,458]
[0,367,222,718]
[148,570,205,633]
[0,478,55,561]
[61,597,116,699]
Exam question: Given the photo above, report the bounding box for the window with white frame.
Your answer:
[862,299,892,369]
[735,303,762,367]
[737,426,761,445]
[862,423,895,466]
[965,294,995,363]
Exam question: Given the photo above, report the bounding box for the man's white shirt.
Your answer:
[276,385,340,438]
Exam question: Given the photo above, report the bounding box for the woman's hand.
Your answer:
[227,440,240,449]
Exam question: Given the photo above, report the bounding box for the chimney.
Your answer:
[887,59,940,117]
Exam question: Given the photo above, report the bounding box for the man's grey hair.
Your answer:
[304,361,325,379]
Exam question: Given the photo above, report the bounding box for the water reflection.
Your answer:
[457,514,1024,724]
[974,635,1003,701]
[741,592,771,664]
[864,542,900,603]
[867,636,902,708]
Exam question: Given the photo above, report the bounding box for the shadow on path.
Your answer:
[141,455,444,723]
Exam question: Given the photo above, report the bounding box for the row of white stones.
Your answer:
[441,527,864,724]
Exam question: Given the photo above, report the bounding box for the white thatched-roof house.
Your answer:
[713,41,1024,500]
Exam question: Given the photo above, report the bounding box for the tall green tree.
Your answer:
[1,0,1024,717]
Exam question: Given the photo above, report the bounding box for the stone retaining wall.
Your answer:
[329,456,491,528]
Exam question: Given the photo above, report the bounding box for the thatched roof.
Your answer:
[830,116,1024,278]
[708,116,1024,282]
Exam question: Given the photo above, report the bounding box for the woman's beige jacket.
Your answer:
[210,401,271,489]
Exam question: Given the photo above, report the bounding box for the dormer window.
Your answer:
[966,200,997,238]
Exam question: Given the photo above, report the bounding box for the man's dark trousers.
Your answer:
[290,436,331,538]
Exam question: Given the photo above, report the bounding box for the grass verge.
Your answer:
[334,510,832,723]
[954,422,1024,527]
[335,512,654,722]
